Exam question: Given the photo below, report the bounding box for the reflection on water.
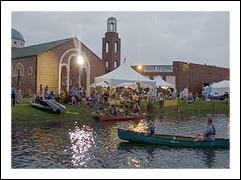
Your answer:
[129,120,148,132]
[68,122,95,167]
[202,149,216,168]
[127,157,141,168]
[12,114,229,168]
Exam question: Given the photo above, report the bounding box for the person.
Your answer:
[44,85,49,99]
[133,102,141,114]
[194,118,216,141]
[110,104,118,116]
[47,91,55,100]
[11,85,16,106]
[203,118,216,141]
[16,89,22,104]
[103,91,109,109]
[39,84,44,100]
[148,122,156,136]
[60,89,66,103]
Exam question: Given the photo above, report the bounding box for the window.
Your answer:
[105,42,109,53]
[114,42,118,53]
[105,60,109,69]
[111,23,114,31]
[28,66,33,76]
[114,60,118,68]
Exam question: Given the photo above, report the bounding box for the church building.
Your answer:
[11,17,121,96]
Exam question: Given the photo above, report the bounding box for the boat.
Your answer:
[117,128,229,149]
[30,99,66,113]
[94,114,145,122]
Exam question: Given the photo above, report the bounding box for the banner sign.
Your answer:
[143,65,173,72]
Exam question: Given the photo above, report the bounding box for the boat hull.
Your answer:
[30,100,65,113]
[118,129,229,149]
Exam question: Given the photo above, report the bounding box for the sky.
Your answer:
[12,11,229,68]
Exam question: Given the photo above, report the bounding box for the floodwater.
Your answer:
[12,114,229,168]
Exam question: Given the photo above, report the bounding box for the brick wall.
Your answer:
[12,56,37,96]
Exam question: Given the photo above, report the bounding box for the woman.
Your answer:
[133,102,141,114]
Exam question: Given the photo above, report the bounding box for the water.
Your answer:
[12,114,229,168]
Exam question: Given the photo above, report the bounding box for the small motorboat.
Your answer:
[30,99,66,113]
[117,128,229,149]
[93,114,146,122]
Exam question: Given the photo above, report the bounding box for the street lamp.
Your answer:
[137,65,143,71]
[77,55,85,65]
[77,55,85,88]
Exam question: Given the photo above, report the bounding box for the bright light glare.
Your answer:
[137,65,143,70]
[77,55,85,65]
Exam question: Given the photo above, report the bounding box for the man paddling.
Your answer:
[203,118,216,141]
[195,118,216,141]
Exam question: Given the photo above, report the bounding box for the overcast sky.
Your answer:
[12,11,229,67]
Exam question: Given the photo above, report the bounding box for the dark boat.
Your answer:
[30,99,66,113]
[118,128,229,149]
[93,114,145,122]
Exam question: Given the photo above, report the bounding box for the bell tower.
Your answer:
[102,17,121,73]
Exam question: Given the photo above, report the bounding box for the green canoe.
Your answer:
[117,128,229,149]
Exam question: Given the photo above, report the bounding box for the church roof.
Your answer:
[107,17,117,21]
[12,28,25,42]
[12,38,73,59]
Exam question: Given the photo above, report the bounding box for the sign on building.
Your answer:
[144,65,173,72]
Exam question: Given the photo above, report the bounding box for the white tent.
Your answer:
[113,82,137,88]
[154,76,175,89]
[211,80,229,96]
[90,81,109,87]
[95,61,156,87]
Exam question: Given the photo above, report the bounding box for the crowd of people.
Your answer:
[89,88,143,116]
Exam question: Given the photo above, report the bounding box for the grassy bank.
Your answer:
[141,99,229,119]
[12,98,229,126]
[12,100,95,127]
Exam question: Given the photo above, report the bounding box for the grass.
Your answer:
[11,99,95,127]
[141,99,229,119]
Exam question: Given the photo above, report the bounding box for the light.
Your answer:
[77,55,85,65]
[137,65,143,70]
[161,86,169,89]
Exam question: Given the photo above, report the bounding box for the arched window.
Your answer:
[17,68,21,87]
[114,42,118,53]
[105,42,109,53]
[15,63,24,76]
[114,60,118,68]
[111,23,114,31]
[105,60,109,69]
[28,66,33,76]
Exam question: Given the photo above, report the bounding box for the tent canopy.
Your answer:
[95,61,156,87]
[154,76,175,89]
[203,80,229,96]
[211,80,229,96]
[90,81,109,87]
[211,80,229,88]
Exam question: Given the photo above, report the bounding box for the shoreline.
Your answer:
[12,99,229,127]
